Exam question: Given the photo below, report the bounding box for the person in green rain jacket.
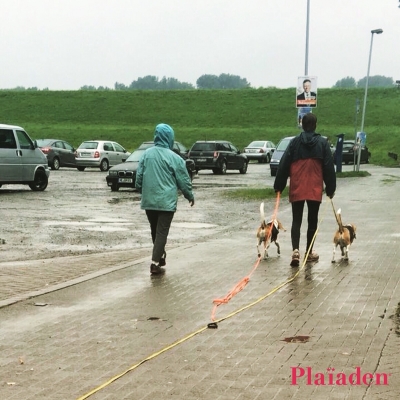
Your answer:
[136,123,194,275]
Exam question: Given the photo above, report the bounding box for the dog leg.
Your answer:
[264,242,269,259]
[264,242,270,260]
[275,240,281,255]
[332,244,336,263]
[344,246,349,261]
[257,239,262,258]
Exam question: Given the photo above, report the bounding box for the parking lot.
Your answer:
[0,162,270,265]
[1,163,400,400]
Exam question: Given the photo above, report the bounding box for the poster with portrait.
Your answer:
[296,76,318,108]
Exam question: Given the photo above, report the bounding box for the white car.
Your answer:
[0,124,50,191]
[75,140,131,171]
[243,140,276,163]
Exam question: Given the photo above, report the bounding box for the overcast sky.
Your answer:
[1,0,399,90]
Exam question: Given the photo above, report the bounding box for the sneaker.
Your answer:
[290,249,300,267]
[150,263,165,275]
[306,252,319,263]
[159,251,166,267]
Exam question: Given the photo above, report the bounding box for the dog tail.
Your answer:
[336,208,344,233]
[260,202,265,224]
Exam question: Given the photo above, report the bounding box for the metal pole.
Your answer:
[353,98,360,171]
[305,0,310,75]
[357,29,383,171]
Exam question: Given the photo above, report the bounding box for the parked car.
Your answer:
[36,139,76,170]
[75,140,130,171]
[188,140,248,174]
[106,141,195,191]
[270,136,295,177]
[137,140,190,157]
[243,140,276,163]
[0,124,50,191]
[333,140,370,164]
[270,135,335,176]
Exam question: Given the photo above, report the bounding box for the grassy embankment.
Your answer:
[0,88,399,168]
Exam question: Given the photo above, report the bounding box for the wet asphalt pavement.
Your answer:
[0,163,399,399]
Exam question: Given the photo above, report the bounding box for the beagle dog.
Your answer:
[332,208,357,263]
[256,202,286,259]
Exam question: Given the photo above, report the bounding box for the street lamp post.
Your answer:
[357,28,383,171]
[305,0,310,76]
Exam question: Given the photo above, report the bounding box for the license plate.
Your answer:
[81,153,92,157]
[197,158,207,162]
[118,178,133,183]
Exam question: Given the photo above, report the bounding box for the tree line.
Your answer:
[333,75,394,88]
[2,74,395,91]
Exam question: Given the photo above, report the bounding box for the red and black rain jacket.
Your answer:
[273,132,336,203]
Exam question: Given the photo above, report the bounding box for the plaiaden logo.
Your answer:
[291,367,390,386]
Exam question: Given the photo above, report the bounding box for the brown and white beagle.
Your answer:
[332,208,357,263]
[257,202,286,259]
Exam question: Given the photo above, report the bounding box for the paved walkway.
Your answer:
[0,165,399,399]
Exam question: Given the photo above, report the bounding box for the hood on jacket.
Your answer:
[154,123,174,150]
[300,131,321,148]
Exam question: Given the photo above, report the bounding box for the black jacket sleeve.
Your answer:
[322,140,336,197]
[273,141,295,193]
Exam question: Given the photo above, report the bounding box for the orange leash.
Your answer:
[210,192,281,323]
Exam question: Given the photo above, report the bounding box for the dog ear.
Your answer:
[277,220,286,231]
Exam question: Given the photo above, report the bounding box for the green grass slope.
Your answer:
[0,88,399,166]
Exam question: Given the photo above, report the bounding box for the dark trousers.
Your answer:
[145,210,175,264]
[291,200,320,252]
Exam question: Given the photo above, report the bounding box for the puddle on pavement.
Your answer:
[282,335,310,343]
[43,219,134,232]
[85,226,130,232]
[172,222,217,229]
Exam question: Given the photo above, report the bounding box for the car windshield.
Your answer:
[79,142,98,150]
[191,143,216,151]
[276,138,293,151]
[247,141,265,147]
[138,142,154,150]
[36,139,53,147]
[125,149,145,162]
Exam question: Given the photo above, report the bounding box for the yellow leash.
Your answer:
[76,198,330,400]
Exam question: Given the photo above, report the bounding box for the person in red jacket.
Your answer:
[274,113,336,266]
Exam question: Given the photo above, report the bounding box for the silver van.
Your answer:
[0,124,50,191]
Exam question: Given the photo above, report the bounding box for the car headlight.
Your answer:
[271,158,278,163]
[108,170,118,176]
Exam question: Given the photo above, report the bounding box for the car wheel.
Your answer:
[100,159,109,171]
[29,170,48,191]
[219,161,227,175]
[266,153,271,163]
[111,183,119,192]
[270,169,276,177]
[77,167,86,171]
[51,157,60,170]
[239,162,248,174]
